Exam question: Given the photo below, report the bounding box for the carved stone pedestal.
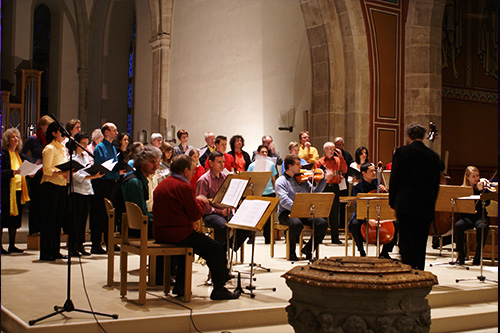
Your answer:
[282,257,438,333]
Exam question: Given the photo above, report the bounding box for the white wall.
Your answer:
[168,0,311,155]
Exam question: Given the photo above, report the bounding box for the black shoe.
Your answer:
[1,248,9,254]
[379,252,392,259]
[91,247,107,255]
[79,247,91,256]
[55,253,68,259]
[472,253,481,266]
[264,239,271,245]
[69,249,81,257]
[454,255,465,265]
[301,247,312,260]
[8,246,24,253]
[114,244,120,252]
[289,253,299,262]
[359,251,366,257]
[331,239,343,245]
[40,256,56,261]
[172,284,185,297]
[210,287,240,300]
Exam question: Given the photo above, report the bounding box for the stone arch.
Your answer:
[299,0,370,153]
[404,0,446,153]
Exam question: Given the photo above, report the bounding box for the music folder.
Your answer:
[113,161,134,173]
[56,160,85,172]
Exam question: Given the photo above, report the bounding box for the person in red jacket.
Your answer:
[153,155,239,300]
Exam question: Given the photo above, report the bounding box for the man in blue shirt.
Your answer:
[90,123,127,254]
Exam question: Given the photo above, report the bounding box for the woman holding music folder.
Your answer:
[68,132,103,256]
[454,166,493,265]
[39,121,72,261]
[1,128,30,254]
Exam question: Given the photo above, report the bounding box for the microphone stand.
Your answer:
[29,114,118,326]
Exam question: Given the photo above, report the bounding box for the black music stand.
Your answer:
[456,192,498,284]
[234,171,273,272]
[290,193,335,262]
[29,114,118,326]
[340,196,357,256]
[227,196,279,298]
[429,185,474,269]
[356,193,395,257]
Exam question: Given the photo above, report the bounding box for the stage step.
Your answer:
[430,302,498,333]
[429,283,498,333]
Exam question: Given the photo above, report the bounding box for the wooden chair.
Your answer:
[271,221,290,260]
[120,201,193,304]
[104,198,123,287]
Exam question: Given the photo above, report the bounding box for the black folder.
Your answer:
[55,160,85,172]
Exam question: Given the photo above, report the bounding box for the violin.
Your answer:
[295,168,324,183]
[479,178,497,193]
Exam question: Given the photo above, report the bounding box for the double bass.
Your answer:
[427,122,453,237]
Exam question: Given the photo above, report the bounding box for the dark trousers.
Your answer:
[455,217,489,258]
[27,172,43,234]
[175,231,229,289]
[204,213,251,251]
[398,214,432,270]
[262,193,276,243]
[90,179,118,248]
[39,182,66,259]
[324,183,341,241]
[70,193,91,249]
[349,217,399,256]
[278,210,328,256]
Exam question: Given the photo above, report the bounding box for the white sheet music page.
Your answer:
[221,178,248,208]
[229,199,270,228]
[18,160,43,176]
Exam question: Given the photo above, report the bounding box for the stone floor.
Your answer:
[1,231,498,333]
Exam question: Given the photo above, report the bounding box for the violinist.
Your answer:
[276,155,334,261]
[454,166,493,265]
[315,142,348,244]
[349,162,397,258]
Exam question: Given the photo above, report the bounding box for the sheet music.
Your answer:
[18,160,43,177]
[339,178,347,191]
[101,159,117,171]
[229,199,270,228]
[254,155,268,172]
[457,195,480,200]
[221,178,248,208]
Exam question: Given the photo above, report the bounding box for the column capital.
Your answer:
[149,33,171,50]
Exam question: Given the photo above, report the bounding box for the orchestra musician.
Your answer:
[389,123,441,270]
[454,166,493,265]
[315,142,348,244]
[349,162,398,258]
[197,151,250,250]
[276,154,333,261]
[153,155,239,300]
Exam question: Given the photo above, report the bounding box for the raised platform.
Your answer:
[1,236,497,333]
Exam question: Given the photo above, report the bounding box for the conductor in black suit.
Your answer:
[389,123,441,270]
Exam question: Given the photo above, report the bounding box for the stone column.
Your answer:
[405,0,446,153]
[149,33,171,136]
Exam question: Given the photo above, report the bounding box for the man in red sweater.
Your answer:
[153,155,239,300]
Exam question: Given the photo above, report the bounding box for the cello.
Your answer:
[360,162,396,245]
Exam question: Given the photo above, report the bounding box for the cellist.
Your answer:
[454,166,494,265]
[348,162,398,258]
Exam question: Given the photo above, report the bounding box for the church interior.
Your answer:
[1,0,498,332]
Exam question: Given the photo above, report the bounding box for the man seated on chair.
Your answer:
[349,162,398,258]
[197,151,250,252]
[275,154,333,261]
[153,155,240,300]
